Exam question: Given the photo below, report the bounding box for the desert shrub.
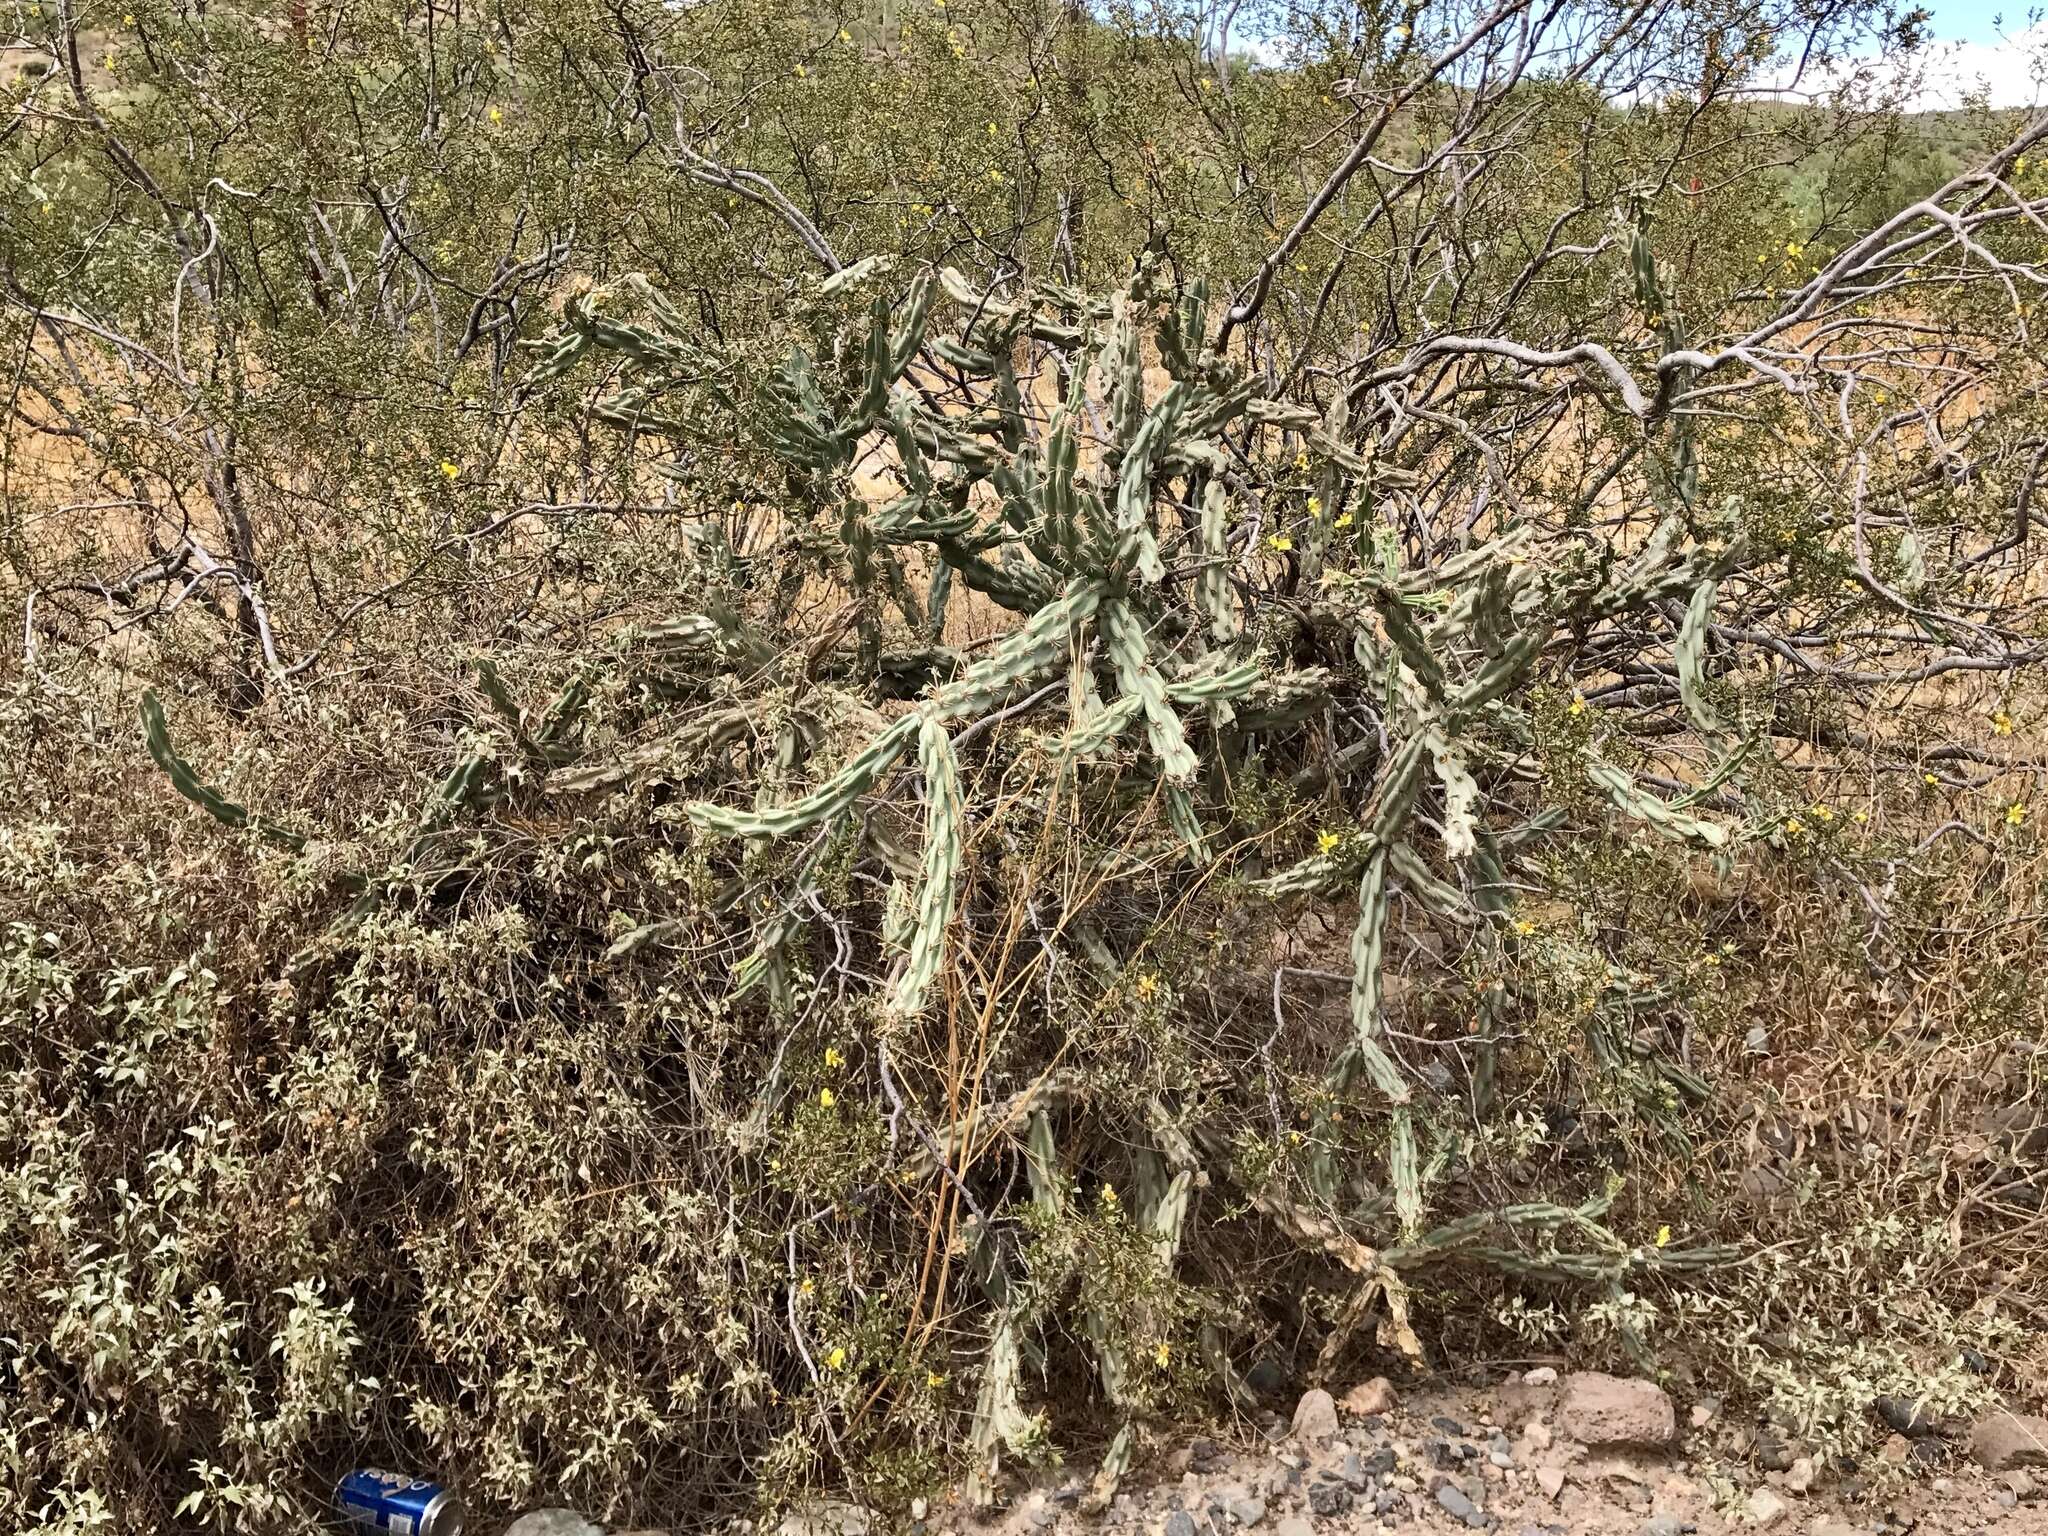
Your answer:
[5,1,2048,1532]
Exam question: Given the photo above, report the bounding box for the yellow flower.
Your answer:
[1923,772,1939,787]
[1154,1342,1172,1367]
[1317,830,1342,854]
[793,62,807,77]
[839,27,853,40]
[987,168,1002,185]
[799,1277,814,1295]
[1513,919,1536,937]
[1702,954,1719,967]
[1812,804,1833,822]
[1567,695,1586,717]
[818,1087,836,1108]
[1333,511,1355,529]
[1993,711,2013,736]
[927,1370,946,1388]
[825,1346,847,1370]
[824,1046,844,1069]
[1267,534,1293,552]
[1655,1224,1671,1248]
[2007,802,2027,827]
[1784,818,1805,837]
[1135,973,1159,999]
[124,11,135,21]
[1200,77,1215,91]
[1307,495,1323,517]
[1294,451,1309,471]
[1099,1184,1119,1206]
[488,106,503,124]
[1852,809,1868,824]
[438,461,461,480]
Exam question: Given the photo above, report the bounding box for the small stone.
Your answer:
[1306,1483,1352,1518]
[1972,1412,2048,1471]
[1293,1389,1341,1443]
[1691,1399,1720,1430]
[1996,1490,2019,1511]
[1387,1473,1417,1494]
[1522,1367,1559,1387]
[1028,1506,1057,1529]
[1374,1490,1403,1518]
[1639,1519,1685,1536]
[1337,1454,1369,1492]
[1433,1416,1469,1437]
[911,1501,928,1522]
[1522,1420,1553,1453]
[509,1512,606,1536]
[1745,1489,1790,1529]
[1535,1469,1565,1501]
[1246,1358,1288,1395]
[1275,1520,1314,1536]
[1560,1373,1678,1449]
[1433,1484,1488,1530]
[1785,1457,1816,1494]
[1874,1394,1940,1438]
[2006,1470,2038,1501]
[1878,1434,1910,1466]
[1229,1497,1267,1528]
[1755,1426,1796,1472]
[1343,1377,1398,1417]
[1165,1511,1197,1536]
[1489,1452,1513,1471]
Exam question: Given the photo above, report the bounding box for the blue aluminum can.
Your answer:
[334,1468,465,1536]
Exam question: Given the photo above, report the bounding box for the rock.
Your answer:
[1691,1398,1720,1430]
[1336,1455,1369,1492]
[1433,1416,1469,1437]
[1785,1457,1816,1494]
[1522,1420,1553,1453]
[1027,1505,1057,1530]
[1972,1412,2048,1471]
[1754,1426,1796,1472]
[1433,1484,1488,1530]
[1873,1394,1941,1438]
[1342,1377,1398,1417]
[1165,1512,1197,1536]
[1560,1373,1677,1449]
[1535,1469,1565,1502]
[1292,1389,1340,1443]
[1229,1497,1267,1527]
[1246,1358,1288,1395]
[1745,1489,1790,1529]
[911,1501,928,1522]
[1275,1520,1314,1536]
[2007,1470,2038,1501]
[508,1513,605,1536]
[1306,1482,1352,1518]
[773,1510,870,1536]
[1488,1451,1513,1471]
[1522,1367,1559,1387]
[1639,1519,1686,1536]
[1877,1434,1910,1466]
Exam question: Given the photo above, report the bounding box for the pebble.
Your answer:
[1293,1390,1340,1443]
[1535,1468,1565,1501]
[1361,1447,1397,1479]
[1028,1506,1056,1530]
[1306,1484,1352,1518]
[1433,1416,1470,1437]
[1489,1452,1513,1470]
[911,1501,928,1521]
[1274,1520,1314,1536]
[1433,1483,1488,1530]
[1639,1519,1686,1536]
[1336,1454,1369,1492]
[1228,1497,1267,1528]
[1165,1512,1196,1536]
[1522,1367,1559,1386]
[1785,1457,1815,1494]
[1746,1489,1790,1529]
[1522,1420,1553,1453]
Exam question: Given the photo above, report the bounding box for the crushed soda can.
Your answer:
[335,1467,466,1536]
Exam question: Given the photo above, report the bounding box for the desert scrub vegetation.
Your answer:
[3,0,2048,1530]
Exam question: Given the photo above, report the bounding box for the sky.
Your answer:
[1874,2,2046,107]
